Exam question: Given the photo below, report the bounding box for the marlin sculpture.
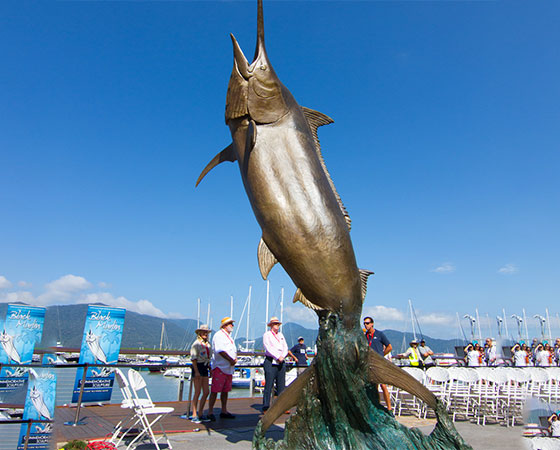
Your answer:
[197,2,469,448]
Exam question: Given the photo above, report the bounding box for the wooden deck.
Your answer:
[55,398,292,444]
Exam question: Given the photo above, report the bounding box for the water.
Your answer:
[54,367,255,406]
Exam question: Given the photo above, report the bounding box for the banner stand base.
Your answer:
[63,420,87,427]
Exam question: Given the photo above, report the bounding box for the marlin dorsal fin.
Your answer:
[195,143,236,187]
[359,269,374,301]
[257,238,278,280]
[293,288,324,311]
[301,107,352,230]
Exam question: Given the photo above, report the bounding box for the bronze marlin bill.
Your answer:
[197,0,372,325]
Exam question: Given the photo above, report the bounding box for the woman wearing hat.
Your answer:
[262,317,288,412]
[186,324,212,423]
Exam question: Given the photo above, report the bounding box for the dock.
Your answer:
[55,398,292,444]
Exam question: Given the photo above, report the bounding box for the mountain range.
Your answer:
[0,302,464,353]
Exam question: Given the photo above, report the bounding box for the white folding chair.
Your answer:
[447,369,480,422]
[124,368,174,449]
[392,367,425,417]
[423,367,450,418]
[110,368,143,448]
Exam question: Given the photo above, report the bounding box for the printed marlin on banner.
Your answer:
[72,306,125,403]
[17,370,56,450]
[0,305,46,402]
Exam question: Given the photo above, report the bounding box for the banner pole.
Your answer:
[23,420,33,450]
[65,363,88,426]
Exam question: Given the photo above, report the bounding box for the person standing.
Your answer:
[208,317,237,421]
[464,343,482,367]
[262,317,288,412]
[398,340,423,368]
[363,317,393,414]
[289,336,308,375]
[484,338,497,366]
[554,339,560,366]
[183,324,212,423]
[418,339,435,368]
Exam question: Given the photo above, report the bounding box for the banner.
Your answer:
[71,305,125,403]
[17,370,56,450]
[0,305,46,403]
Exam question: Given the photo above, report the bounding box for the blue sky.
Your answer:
[1,1,558,340]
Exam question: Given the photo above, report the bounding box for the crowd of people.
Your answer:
[182,315,310,423]
[461,337,560,367]
[181,314,560,422]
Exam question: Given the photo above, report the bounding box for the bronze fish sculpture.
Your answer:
[197,0,372,328]
[197,2,470,448]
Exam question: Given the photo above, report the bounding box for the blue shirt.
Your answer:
[290,343,308,366]
[365,329,390,356]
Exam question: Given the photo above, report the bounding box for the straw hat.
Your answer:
[196,324,211,334]
[410,339,419,345]
[220,317,235,327]
[267,316,282,326]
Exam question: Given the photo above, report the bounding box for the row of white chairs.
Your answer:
[110,368,174,449]
[389,366,560,427]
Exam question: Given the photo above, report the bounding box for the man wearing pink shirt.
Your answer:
[262,317,288,411]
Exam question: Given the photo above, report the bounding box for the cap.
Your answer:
[196,324,212,334]
[220,317,235,327]
[267,316,282,326]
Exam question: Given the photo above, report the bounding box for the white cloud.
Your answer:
[363,305,405,322]
[167,311,187,319]
[418,312,454,326]
[282,304,317,326]
[498,264,518,275]
[0,291,35,304]
[17,281,32,288]
[0,276,12,289]
[36,274,93,305]
[432,262,455,274]
[78,292,167,318]
[98,281,110,288]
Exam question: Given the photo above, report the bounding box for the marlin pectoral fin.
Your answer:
[293,288,324,311]
[301,106,352,231]
[258,237,277,280]
[367,348,437,410]
[246,119,257,152]
[195,143,237,187]
[260,363,316,432]
[359,269,374,301]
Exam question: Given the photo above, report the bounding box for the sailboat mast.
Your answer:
[476,308,482,341]
[247,285,252,349]
[230,295,234,319]
[159,322,164,350]
[409,299,416,341]
[207,303,211,326]
[197,298,200,329]
[265,280,270,333]
[503,308,509,340]
[523,308,529,341]
[280,287,284,332]
[547,308,552,342]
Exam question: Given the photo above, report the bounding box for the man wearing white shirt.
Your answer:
[262,317,288,411]
[208,317,237,421]
[484,338,497,366]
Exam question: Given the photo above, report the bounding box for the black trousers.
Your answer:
[262,358,286,409]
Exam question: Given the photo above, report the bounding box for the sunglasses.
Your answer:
[363,321,372,325]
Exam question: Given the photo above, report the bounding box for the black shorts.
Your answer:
[196,362,210,377]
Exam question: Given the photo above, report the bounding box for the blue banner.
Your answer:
[71,305,125,403]
[0,305,46,403]
[17,370,56,450]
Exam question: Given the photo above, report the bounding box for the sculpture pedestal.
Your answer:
[254,312,471,449]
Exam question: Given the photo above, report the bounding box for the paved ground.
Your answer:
[113,418,534,450]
